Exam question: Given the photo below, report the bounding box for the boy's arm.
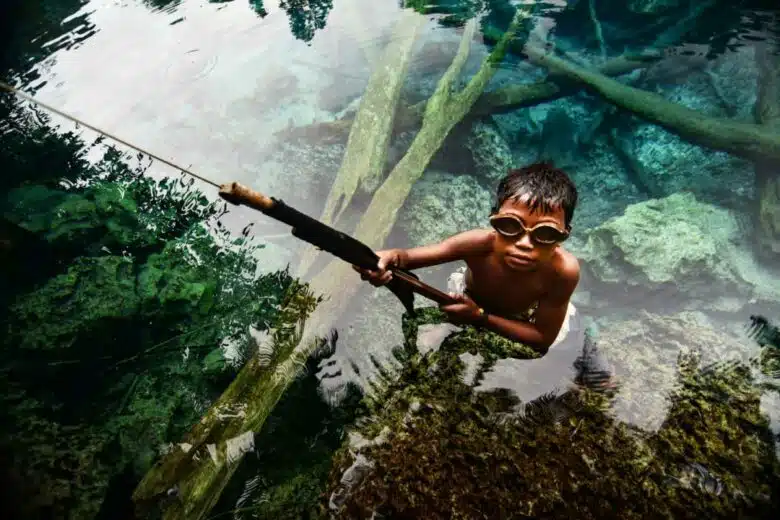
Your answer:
[354,230,492,287]
[394,229,493,270]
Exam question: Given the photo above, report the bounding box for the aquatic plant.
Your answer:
[0,101,298,519]
[324,308,780,519]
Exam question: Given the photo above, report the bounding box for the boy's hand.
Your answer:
[440,293,484,324]
[352,249,405,287]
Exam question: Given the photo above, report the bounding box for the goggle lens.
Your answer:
[490,216,568,245]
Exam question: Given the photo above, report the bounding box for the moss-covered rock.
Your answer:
[570,192,780,310]
[464,119,514,187]
[628,123,755,208]
[397,171,492,248]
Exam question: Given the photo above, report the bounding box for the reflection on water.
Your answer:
[2,0,780,518]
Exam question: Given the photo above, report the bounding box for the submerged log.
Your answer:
[278,52,661,145]
[131,282,323,520]
[522,45,780,163]
[754,44,780,257]
[297,10,425,277]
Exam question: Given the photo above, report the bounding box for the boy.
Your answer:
[355,162,580,355]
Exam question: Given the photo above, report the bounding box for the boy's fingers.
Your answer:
[447,292,465,303]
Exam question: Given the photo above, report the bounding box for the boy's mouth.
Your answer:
[506,254,534,266]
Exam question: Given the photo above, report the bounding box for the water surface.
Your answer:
[2,0,780,518]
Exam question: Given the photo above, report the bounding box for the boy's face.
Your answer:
[492,197,568,272]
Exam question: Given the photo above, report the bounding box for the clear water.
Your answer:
[2,0,780,518]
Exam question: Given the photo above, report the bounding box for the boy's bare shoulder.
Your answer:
[551,247,580,294]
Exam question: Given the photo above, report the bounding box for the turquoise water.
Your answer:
[2,0,780,518]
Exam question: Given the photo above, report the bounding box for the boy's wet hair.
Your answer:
[492,161,578,228]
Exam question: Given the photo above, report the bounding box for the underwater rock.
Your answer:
[535,101,605,169]
[594,311,751,432]
[621,45,759,208]
[397,171,492,248]
[489,96,607,171]
[626,123,755,208]
[569,138,647,228]
[464,119,514,187]
[571,192,780,311]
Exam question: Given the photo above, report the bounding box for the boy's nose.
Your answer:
[515,232,534,249]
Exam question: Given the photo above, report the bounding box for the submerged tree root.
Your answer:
[296,11,426,277]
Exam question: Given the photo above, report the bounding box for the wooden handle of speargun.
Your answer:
[392,270,458,306]
[218,181,458,306]
[218,182,275,212]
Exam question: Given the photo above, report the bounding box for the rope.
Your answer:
[0,80,221,189]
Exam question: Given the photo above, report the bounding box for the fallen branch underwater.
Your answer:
[523,45,780,163]
[279,51,663,144]
[296,11,426,277]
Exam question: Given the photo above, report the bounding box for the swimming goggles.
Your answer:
[489,214,569,245]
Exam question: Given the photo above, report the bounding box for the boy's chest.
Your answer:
[465,259,547,312]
